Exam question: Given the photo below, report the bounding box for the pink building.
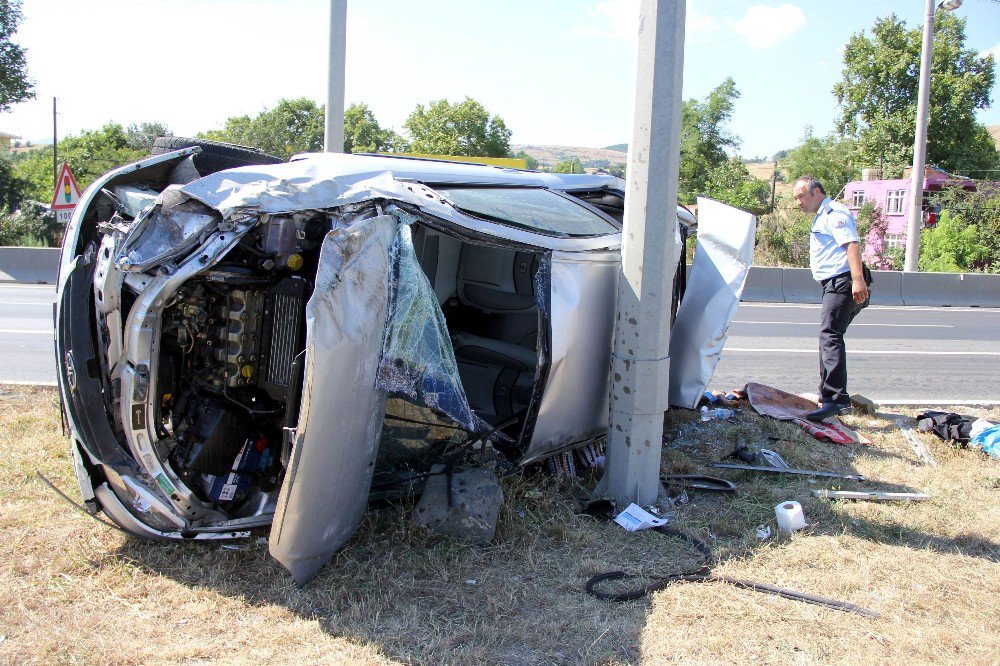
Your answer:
[842,166,982,252]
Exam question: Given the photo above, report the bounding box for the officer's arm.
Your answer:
[845,242,868,304]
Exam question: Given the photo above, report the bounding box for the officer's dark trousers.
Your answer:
[818,272,869,405]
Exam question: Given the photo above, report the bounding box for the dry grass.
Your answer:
[2,384,998,665]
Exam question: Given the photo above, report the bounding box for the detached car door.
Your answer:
[267,213,398,585]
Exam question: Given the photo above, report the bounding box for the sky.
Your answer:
[2,0,999,159]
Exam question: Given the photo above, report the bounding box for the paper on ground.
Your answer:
[614,503,668,531]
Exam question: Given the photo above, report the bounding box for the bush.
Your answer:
[753,203,812,267]
[0,201,60,247]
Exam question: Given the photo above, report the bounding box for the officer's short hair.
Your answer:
[795,175,826,195]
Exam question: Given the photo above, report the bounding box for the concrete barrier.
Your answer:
[3,245,999,308]
[740,266,783,302]
[0,247,61,284]
[780,268,819,303]
[902,271,1000,307]
[869,270,903,306]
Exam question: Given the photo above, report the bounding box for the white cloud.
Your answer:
[577,0,716,41]
[730,4,806,50]
[981,43,1000,60]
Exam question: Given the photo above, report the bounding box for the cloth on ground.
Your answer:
[916,411,977,443]
[743,382,869,445]
[970,423,1000,459]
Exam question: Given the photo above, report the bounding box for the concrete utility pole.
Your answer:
[904,0,962,271]
[324,0,347,153]
[602,0,686,506]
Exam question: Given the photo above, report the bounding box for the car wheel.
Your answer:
[150,136,283,176]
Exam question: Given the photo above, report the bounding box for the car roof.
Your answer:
[288,152,625,191]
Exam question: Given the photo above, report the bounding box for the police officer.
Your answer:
[792,176,870,421]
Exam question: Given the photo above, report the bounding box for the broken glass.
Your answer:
[377,222,489,435]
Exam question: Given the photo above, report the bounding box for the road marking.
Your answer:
[0,380,58,387]
[725,347,1000,356]
[0,301,54,306]
[739,302,1000,313]
[0,329,51,334]
[872,399,1000,406]
[731,320,953,328]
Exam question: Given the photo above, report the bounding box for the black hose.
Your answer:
[585,524,880,618]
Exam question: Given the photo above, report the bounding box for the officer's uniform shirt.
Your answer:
[809,197,860,282]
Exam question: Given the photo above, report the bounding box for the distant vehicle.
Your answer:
[54,140,698,583]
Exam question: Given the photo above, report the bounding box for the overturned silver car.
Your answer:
[55,143,728,584]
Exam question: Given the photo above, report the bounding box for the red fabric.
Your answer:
[743,382,869,445]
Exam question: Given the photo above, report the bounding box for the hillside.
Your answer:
[989,125,1000,150]
[511,144,627,168]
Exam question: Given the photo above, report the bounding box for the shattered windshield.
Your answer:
[435,187,619,238]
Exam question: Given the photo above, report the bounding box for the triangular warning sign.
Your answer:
[51,162,82,210]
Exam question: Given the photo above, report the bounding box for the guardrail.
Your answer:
[740,267,1000,307]
[3,246,999,307]
[0,247,61,284]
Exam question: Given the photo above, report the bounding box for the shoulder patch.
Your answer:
[834,218,846,228]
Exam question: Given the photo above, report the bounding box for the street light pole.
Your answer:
[904,0,961,272]
[324,0,347,153]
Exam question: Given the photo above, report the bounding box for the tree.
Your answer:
[702,158,771,216]
[919,209,984,272]
[678,78,741,204]
[344,103,406,154]
[554,157,584,174]
[510,150,539,170]
[404,97,511,157]
[834,13,998,178]
[0,0,34,112]
[201,98,325,159]
[780,129,858,198]
[126,122,172,151]
[12,123,147,201]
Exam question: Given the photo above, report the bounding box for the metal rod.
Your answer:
[707,462,866,481]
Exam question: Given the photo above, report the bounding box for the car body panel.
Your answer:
[668,197,757,408]
[523,249,621,464]
[268,214,396,585]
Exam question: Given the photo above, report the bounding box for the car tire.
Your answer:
[150,136,283,176]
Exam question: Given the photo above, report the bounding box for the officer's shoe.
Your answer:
[805,401,851,421]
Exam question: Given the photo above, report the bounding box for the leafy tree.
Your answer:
[933,186,1000,272]
[679,78,741,204]
[779,129,858,198]
[0,200,58,246]
[0,0,34,112]
[0,155,26,210]
[554,157,584,174]
[126,122,172,151]
[12,123,147,201]
[510,150,539,170]
[833,13,998,178]
[343,102,406,154]
[404,97,511,157]
[919,209,984,272]
[703,158,771,216]
[201,98,325,159]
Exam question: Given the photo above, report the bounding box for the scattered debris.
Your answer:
[812,489,931,502]
[775,501,807,532]
[850,393,877,416]
[412,466,504,543]
[660,474,737,494]
[755,524,772,539]
[613,503,668,531]
[700,406,736,421]
[742,383,870,445]
[707,462,866,481]
[898,421,938,467]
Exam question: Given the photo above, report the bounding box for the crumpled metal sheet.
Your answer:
[668,198,756,409]
[269,213,396,586]
[376,223,488,434]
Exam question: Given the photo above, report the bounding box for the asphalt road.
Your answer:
[1,283,998,402]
